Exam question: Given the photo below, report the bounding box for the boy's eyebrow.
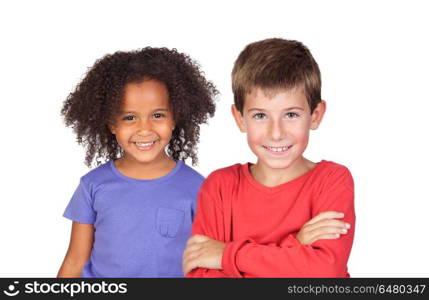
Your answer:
[284,106,305,111]
[247,106,304,113]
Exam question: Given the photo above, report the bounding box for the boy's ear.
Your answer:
[231,104,246,132]
[310,100,326,130]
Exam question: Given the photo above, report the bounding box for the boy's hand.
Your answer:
[182,234,226,275]
[296,211,350,245]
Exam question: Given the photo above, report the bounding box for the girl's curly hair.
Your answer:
[61,47,218,167]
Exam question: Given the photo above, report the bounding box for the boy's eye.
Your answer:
[285,112,299,119]
[253,113,266,119]
[122,115,136,121]
[153,113,165,119]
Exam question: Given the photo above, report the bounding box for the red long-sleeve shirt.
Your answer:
[187,160,355,278]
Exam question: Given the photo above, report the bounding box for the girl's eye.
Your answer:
[285,112,299,119]
[153,113,165,119]
[253,113,266,119]
[123,115,136,121]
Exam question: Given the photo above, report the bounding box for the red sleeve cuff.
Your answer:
[221,238,253,277]
[283,233,302,247]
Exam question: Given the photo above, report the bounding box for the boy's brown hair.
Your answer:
[232,38,321,113]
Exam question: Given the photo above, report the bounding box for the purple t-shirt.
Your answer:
[63,160,204,278]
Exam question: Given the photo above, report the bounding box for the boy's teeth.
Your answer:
[267,145,291,152]
[135,142,154,147]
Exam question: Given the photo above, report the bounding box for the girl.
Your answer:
[57,47,217,277]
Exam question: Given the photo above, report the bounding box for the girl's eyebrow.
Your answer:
[121,108,171,113]
[152,108,171,112]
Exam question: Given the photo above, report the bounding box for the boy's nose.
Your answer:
[269,120,286,141]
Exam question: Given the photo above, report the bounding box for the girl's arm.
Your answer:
[57,221,94,278]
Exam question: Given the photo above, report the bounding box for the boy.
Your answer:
[183,38,355,277]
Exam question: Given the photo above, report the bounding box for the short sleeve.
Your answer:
[63,178,96,224]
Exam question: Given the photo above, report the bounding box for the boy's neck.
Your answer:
[250,157,316,187]
[114,154,176,180]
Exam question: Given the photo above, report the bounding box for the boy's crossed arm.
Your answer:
[183,211,351,277]
[183,234,226,275]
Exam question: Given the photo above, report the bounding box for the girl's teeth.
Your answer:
[135,142,154,147]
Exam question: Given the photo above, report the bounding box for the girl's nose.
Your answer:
[137,118,153,134]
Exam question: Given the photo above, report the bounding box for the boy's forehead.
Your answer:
[244,86,308,110]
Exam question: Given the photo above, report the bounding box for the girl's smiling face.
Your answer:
[110,80,175,167]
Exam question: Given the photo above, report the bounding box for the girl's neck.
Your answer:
[250,157,316,187]
[114,154,176,180]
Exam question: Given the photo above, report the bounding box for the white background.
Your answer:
[1,0,428,277]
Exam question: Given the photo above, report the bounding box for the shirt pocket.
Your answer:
[156,207,185,238]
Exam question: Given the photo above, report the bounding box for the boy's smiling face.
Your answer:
[232,87,325,175]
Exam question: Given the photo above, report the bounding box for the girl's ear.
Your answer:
[108,123,116,135]
[310,100,326,130]
[231,104,246,133]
